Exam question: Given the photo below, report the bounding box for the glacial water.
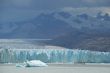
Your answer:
[0,48,110,63]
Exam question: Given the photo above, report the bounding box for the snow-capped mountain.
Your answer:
[0,7,110,51]
[0,7,110,38]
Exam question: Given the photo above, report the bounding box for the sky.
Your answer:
[0,0,110,23]
[0,0,110,10]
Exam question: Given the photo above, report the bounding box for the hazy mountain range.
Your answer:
[0,7,110,51]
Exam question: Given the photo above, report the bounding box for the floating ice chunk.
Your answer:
[24,60,48,67]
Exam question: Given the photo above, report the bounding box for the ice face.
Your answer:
[0,48,110,63]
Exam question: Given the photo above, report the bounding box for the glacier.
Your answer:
[0,48,110,63]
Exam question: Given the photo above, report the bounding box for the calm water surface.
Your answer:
[0,64,110,73]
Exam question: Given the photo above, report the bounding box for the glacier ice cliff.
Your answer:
[0,48,110,63]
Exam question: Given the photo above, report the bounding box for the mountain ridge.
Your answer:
[0,7,110,51]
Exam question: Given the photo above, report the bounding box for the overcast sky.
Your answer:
[0,0,110,23]
[0,0,110,10]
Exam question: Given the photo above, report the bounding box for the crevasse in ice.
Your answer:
[0,48,110,63]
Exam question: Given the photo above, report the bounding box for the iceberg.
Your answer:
[16,60,48,67]
[24,60,48,67]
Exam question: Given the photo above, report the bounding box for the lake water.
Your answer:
[0,64,110,73]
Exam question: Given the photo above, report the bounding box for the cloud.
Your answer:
[0,0,110,9]
[82,0,110,6]
[0,0,32,7]
[32,0,110,9]
[11,0,32,7]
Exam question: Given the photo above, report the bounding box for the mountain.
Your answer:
[45,29,110,52]
[0,7,110,51]
[0,13,73,39]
